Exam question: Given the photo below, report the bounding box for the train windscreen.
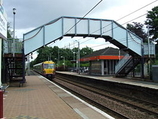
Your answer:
[43,64,55,69]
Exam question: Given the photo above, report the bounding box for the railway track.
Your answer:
[53,73,158,119]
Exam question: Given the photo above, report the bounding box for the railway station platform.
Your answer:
[2,75,113,119]
[57,71,158,90]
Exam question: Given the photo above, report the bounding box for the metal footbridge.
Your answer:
[23,16,155,77]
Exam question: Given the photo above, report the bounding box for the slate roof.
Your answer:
[82,47,126,59]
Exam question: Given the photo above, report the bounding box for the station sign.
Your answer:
[0,1,7,39]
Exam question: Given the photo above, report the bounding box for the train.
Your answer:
[33,61,56,79]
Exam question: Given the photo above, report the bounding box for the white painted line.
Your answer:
[38,76,44,78]
[74,108,89,119]
[43,76,115,119]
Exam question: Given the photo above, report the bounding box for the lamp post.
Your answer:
[75,40,80,74]
[73,52,76,69]
[61,56,65,70]
[48,53,52,61]
[57,48,60,69]
[147,20,151,78]
[13,8,16,57]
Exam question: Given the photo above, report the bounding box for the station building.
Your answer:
[80,47,126,76]
[0,2,8,88]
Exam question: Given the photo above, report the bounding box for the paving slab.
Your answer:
[3,75,112,119]
[3,76,82,119]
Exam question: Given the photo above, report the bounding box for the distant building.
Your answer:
[80,47,126,76]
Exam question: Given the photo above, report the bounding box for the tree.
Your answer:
[145,6,158,60]
[126,22,147,42]
[80,46,93,57]
[35,46,53,63]
[145,6,158,40]
[7,22,12,38]
[31,46,93,69]
[50,46,60,62]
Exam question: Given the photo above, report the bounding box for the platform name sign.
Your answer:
[0,0,7,39]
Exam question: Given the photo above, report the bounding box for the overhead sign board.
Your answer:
[0,3,7,39]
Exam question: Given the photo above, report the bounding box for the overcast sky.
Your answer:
[3,0,157,37]
[2,0,158,53]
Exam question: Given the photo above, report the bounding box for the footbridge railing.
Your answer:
[23,16,145,56]
[115,54,132,74]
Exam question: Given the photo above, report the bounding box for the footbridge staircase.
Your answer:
[23,16,155,77]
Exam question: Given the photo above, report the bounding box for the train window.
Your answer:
[48,64,55,69]
[43,64,55,69]
[43,64,48,69]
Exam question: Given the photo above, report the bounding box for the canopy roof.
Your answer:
[80,47,126,61]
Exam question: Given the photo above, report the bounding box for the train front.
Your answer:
[43,61,56,79]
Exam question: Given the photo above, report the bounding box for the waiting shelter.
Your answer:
[80,47,126,76]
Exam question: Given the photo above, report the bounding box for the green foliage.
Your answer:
[126,6,158,60]
[35,46,53,63]
[153,59,158,65]
[7,22,12,38]
[31,46,93,69]
[145,6,158,59]
[126,22,147,42]
[80,62,90,67]
[80,46,93,57]
[145,6,158,40]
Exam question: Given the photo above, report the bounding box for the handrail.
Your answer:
[4,39,23,54]
[115,54,132,73]
[143,43,155,55]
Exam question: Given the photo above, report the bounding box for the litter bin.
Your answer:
[152,65,158,82]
